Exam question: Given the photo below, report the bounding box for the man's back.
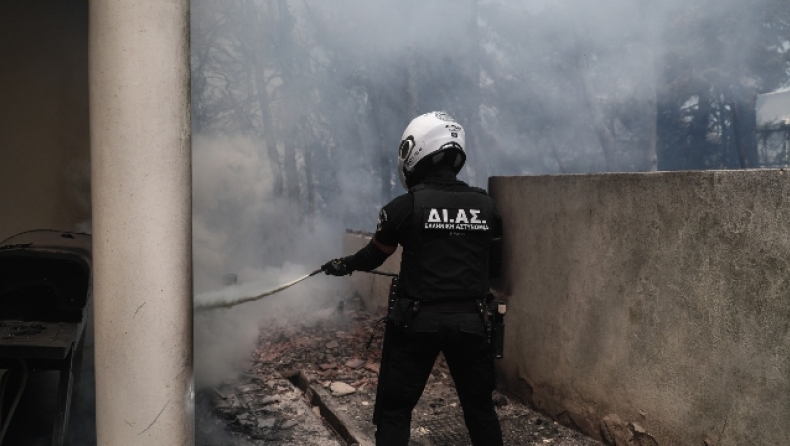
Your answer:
[373,174,502,302]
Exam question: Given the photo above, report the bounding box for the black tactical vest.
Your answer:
[400,185,495,301]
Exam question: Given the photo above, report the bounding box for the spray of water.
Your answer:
[194,268,322,312]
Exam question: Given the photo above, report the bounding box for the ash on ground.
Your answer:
[197,295,603,446]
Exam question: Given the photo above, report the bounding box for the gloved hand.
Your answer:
[322,257,353,276]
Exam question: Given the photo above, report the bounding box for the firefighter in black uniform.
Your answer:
[322,111,504,446]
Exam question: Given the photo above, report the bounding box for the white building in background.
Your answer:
[756,88,790,167]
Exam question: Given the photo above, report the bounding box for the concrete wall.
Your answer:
[0,1,91,241]
[89,0,193,443]
[489,171,790,446]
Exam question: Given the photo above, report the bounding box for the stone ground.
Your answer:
[196,295,604,446]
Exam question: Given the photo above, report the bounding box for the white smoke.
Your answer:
[190,0,786,389]
[64,159,92,233]
[192,134,346,388]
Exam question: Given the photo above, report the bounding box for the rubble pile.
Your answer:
[198,296,603,446]
[252,302,392,395]
[197,298,381,445]
[198,378,342,446]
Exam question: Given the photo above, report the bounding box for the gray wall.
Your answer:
[489,171,790,446]
[0,1,91,241]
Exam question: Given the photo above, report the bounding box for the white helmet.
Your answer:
[398,111,466,189]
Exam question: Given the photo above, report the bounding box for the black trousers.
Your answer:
[374,314,503,446]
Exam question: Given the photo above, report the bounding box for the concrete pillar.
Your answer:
[89,0,193,445]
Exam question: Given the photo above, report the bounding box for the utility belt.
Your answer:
[386,277,506,358]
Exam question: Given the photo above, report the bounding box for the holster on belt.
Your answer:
[485,293,507,359]
[387,295,415,329]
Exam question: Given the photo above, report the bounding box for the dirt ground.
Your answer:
[196,294,603,446]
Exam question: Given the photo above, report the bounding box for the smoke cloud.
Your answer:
[192,134,346,389]
[190,0,789,393]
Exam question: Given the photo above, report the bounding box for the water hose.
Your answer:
[195,269,323,312]
[194,269,397,312]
